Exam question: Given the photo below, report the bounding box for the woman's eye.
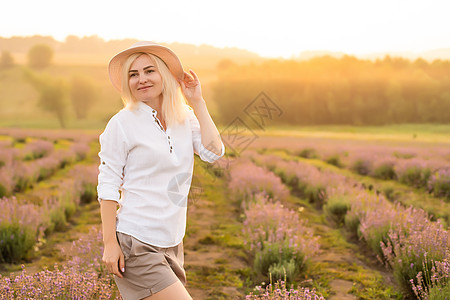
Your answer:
[146,70,154,74]
[129,73,137,78]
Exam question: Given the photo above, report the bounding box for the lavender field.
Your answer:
[0,127,449,299]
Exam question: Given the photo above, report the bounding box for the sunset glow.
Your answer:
[2,0,450,58]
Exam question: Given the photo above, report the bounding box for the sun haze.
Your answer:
[2,0,450,58]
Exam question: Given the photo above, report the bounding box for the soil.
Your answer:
[183,174,248,299]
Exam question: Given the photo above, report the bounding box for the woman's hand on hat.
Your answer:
[179,70,204,105]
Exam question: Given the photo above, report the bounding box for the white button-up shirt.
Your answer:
[97,101,225,247]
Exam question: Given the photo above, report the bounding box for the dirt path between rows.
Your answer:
[183,168,248,299]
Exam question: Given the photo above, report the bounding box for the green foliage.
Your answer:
[325,155,343,168]
[63,197,77,221]
[23,69,68,128]
[37,165,56,181]
[14,175,34,193]
[393,151,415,159]
[0,184,7,198]
[43,193,79,235]
[398,166,431,189]
[429,172,450,202]
[392,255,438,297]
[268,259,297,282]
[61,190,78,221]
[0,51,14,69]
[198,235,216,245]
[14,137,27,144]
[351,159,372,175]
[297,147,318,159]
[70,75,97,119]
[47,206,68,234]
[372,163,397,180]
[27,44,53,69]
[382,186,398,202]
[254,242,306,282]
[324,195,350,226]
[364,225,391,259]
[80,183,97,204]
[203,162,226,179]
[38,81,67,128]
[344,213,361,238]
[304,184,327,209]
[24,152,45,161]
[0,222,36,263]
[273,167,299,188]
[429,284,450,300]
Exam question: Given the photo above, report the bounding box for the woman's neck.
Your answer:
[142,96,163,112]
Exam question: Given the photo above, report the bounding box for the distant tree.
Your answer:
[0,51,14,68]
[413,58,428,69]
[61,35,105,53]
[27,44,53,69]
[23,69,68,128]
[216,58,236,71]
[70,75,97,119]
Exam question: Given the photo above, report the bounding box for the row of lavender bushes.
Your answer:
[252,151,449,299]
[0,138,90,197]
[246,280,325,300]
[0,139,54,161]
[294,145,450,201]
[0,165,98,263]
[0,228,121,299]
[227,158,324,299]
[0,128,98,145]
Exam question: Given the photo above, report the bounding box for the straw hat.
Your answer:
[108,41,184,92]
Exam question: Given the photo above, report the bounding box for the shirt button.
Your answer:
[170,146,173,149]
[168,136,170,139]
[152,110,156,113]
[170,150,172,153]
[102,161,105,165]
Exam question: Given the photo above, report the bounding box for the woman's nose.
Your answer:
[139,74,148,83]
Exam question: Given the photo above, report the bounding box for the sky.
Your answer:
[2,0,450,58]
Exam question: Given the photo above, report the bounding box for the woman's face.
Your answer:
[128,54,163,104]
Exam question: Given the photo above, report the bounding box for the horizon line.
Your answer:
[1,34,450,61]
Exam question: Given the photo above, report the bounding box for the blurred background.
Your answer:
[0,0,449,130]
[1,2,450,298]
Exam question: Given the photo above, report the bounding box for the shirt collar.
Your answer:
[137,101,158,116]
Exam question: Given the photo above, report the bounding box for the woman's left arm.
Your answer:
[179,70,223,156]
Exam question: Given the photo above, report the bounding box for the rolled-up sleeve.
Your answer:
[189,109,225,163]
[97,116,129,203]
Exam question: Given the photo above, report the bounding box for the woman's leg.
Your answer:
[142,280,192,300]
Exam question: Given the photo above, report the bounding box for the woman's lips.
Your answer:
[138,86,152,91]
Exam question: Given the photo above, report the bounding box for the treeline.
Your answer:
[0,35,262,67]
[0,35,140,55]
[213,55,450,125]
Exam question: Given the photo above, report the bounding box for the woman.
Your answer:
[97,41,225,300]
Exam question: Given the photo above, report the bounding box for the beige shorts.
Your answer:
[114,232,186,300]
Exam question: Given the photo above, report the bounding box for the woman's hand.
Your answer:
[102,241,125,278]
[179,70,204,106]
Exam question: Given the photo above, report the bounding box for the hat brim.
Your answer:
[108,42,184,93]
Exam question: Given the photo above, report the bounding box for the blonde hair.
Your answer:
[120,52,189,127]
